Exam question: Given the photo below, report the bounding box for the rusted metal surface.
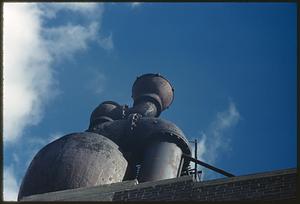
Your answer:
[89,101,121,129]
[133,118,191,160]
[90,120,128,146]
[18,132,128,200]
[131,73,174,117]
[128,101,158,117]
[88,116,191,170]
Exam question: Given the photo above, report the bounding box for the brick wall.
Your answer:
[112,168,297,201]
[21,168,297,201]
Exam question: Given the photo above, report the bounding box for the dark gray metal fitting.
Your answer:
[89,101,130,131]
[131,73,174,117]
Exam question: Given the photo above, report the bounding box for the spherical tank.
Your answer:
[18,132,128,200]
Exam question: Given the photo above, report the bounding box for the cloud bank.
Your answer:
[3,166,19,201]
[4,2,109,143]
[131,2,142,8]
[3,2,110,200]
[192,100,240,180]
[4,3,54,143]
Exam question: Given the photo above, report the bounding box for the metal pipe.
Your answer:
[182,153,235,178]
[177,156,184,178]
[138,141,183,182]
[128,100,158,117]
[194,139,197,181]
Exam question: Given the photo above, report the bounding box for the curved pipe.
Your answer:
[131,73,174,117]
[128,100,158,117]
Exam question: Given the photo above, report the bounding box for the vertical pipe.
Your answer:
[177,157,184,178]
[138,141,182,182]
[195,139,197,181]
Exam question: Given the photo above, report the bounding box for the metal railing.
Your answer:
[177,139,235,181]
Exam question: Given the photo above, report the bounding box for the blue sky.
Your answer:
[3,2,297,201]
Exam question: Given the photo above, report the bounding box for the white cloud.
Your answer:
[98,33,114,51]
[12,153,20,164]
[38,2,103,19]
[4,3,54,142]
[3,3,110,200]
[131,2,142,8]
[192,100,240,180]
[191,132,206,161]
[86,70,107,95]
[3,2,109,143]
[3,166,19,201]
[43,22,100,60]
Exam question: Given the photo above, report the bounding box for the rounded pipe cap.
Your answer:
[132,73,174,115]
[90,101,121,126]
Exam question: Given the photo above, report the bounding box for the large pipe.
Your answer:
[128,100,158,117]
[131,118,192,182]
[138,141,183,182]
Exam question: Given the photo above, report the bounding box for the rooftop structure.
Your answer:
[18,73,289,202]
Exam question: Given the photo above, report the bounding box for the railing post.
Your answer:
[182,153,235,178]
[194,139,197,181]
[177,156,184,178]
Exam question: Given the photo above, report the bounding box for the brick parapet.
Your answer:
[21,168,297,201]
[112,168,297,201]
